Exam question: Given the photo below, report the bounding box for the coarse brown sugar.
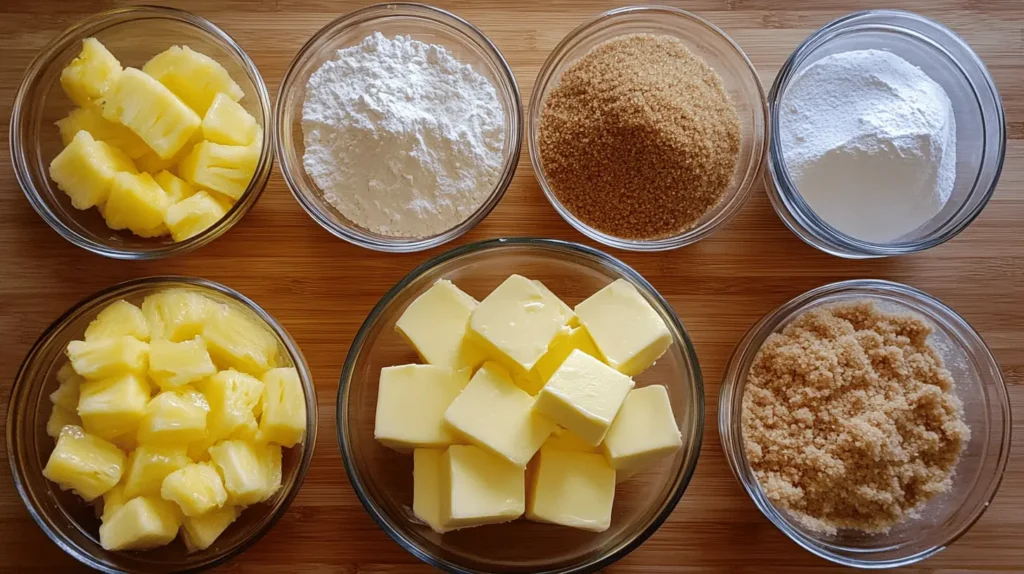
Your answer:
[538,33,740,240]
[740,300,970,534]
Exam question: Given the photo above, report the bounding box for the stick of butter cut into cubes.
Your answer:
[42,289,307,553]
[375,274,685,534]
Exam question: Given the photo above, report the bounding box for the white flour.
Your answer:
[301,32,505,237]
[780,49,956,243]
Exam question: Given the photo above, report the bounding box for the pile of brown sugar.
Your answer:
[741,301,970,534]
[537,34,740,240]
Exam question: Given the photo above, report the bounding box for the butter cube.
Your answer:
[396,280,486,370]
[441,445,524,529]
[531,325,601,387]
[532,280,578,327]
[574,279,672,376]
[544,426,600,453]
[374,364,470,451]
[603,385,682,480]
[444,362,555,467]
[526,446,615,532]
[412,448,448,534]
[533,349,634,446]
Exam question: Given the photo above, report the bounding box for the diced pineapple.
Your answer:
[208,440,281,506]
[100,482,128,522]
[122,444,190,498]
[47,405,82,439]
[51,363,83,410]
[143,289,222,342]
[196,369,263,443]
[84,299,150,342]
[67,335,149,379]
[202,305,279,376]
[178,137,259,200]
[149,336,217,390]
[258,367,306,447]
[201,92,258,146]
[43,425,126,502]
[49,130,137,210]
[142,45,244,116]
[137,389,210,445]
[103,172,170,237]
[56,106,152,159]
[163,190,229,242]
[78,373,151,445]
[60,38,122,108]
[99,496,181,551]
[154,170,197,204]
[161,461,228,516]
[100,67,201,160]
[181,504,239,552]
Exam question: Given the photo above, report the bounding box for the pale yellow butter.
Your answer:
[373,364,470,451]
[544,426,601,453]
[532,325,601,386]
[574,279,672,376]
[395,280,486,370]
[412,448,448,534]
[441,444,524,530]
[602,385,682,481]
[526,446,615,532]
[533,280,578,327]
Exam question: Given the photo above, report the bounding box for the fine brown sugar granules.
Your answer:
[741,301,970,534]
[538,34,741,240]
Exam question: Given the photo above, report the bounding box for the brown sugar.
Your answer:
[741,301,970,534]
[537,34,740,240]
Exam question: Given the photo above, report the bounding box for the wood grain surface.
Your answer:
[1,1,1021,572]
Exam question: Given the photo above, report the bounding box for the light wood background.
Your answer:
[1,0,1021,572]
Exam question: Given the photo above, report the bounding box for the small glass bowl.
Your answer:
[9,6,274,260]
[337,238,704,572]
[7,277,318,573]
[719,279,1011,568]
[275,3,522,253]
[528,5,768,251]
[766,10,1006,258]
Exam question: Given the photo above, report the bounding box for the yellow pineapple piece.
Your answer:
[161,461,228,516]
[43,425,126,502]
[67,335,149,379]
[84,299,150,342]
[51,362,83,410]
[208,440,281,506]
[258,367,306,447]
[46,405,82,439]
[122,444,190,498]
[100,482,128,522]
[103,172,170,237]
[56,107,151,159]
[78,373,151,446]
[163,190,229,242]
[60,37,122,108]
[202,305,279,376]
[181,504,239,552]
[178,136,260,201]
[201,92,258,146]
[100,67,201,160]
[154,170,197,204]
[149,336,217,390]
[49,130,137,210]
[99,496,181,551]
[137,388,210,445]
[142,45,244,116]
[196,369,263,443]
[143,289,222,342]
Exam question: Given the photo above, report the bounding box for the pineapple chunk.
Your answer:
[100,482,128,522]
[143,289,222,342]
[78,373,151,445]
[202,305,279,376]
[154,170,197,204]
[100,67,201,160]
[181,504,239,552]
[122,444,190,498]
[208,440,281,506]
[84,299,150,342]
[43,425,126,502]
[149,336,217,390]
[142,45,244,116]
[137,389,210,445]
[161,462,228,516]
[49,130,137,210]
[56,107,151,159]
[60,37,122,108]
[178,138,259,201]
[258,367,306,447]
[196,369,263,443]
[51,362,83,410]
[99,496,181,551]
[103,172,170,237]
[201,92,258,146]
[163,190,229,242]
[66,335,149,379]
[46,405,82,439]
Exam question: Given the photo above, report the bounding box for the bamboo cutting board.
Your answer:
[1,1,1021,572]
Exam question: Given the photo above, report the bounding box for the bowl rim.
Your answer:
[336,237,706,573]
[8,5,275,261]
[527,4,768,252]
[717,278,1012,568]
[6,275,318,573]
[274,2,523,253]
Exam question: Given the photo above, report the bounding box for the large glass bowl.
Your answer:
[7,277,318,573]
[337,238,704,572]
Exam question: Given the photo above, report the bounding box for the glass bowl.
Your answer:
[9,6,274,260]
[765,10,1006,259]
[719,279,1011,568]
[7,277,318,573]
[337,238,704,572]
[528,5,768,252]
[275,3,522,253]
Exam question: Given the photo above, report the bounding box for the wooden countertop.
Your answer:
[1,0,1020,571]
